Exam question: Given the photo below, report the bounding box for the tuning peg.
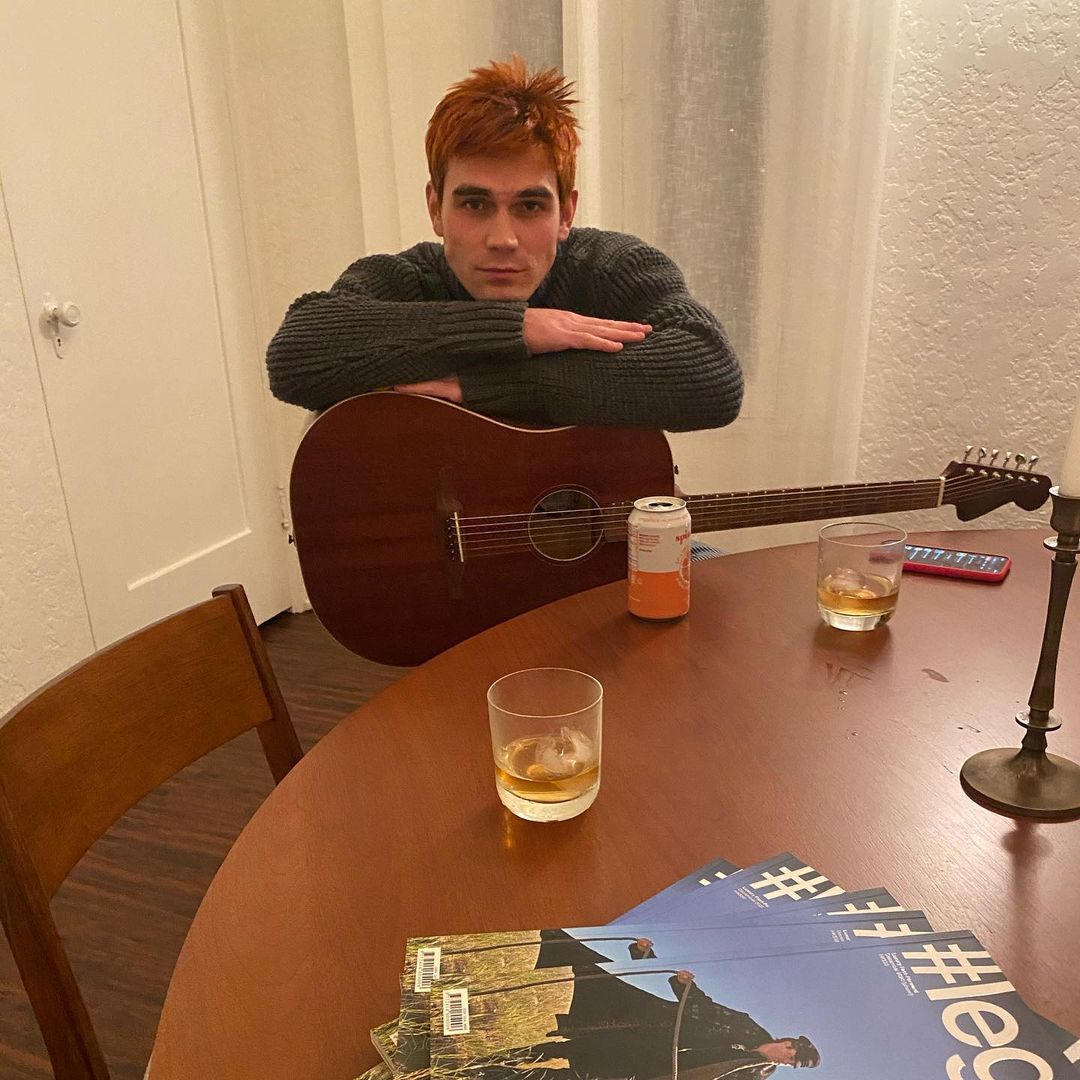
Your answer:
[1027,454,1039,472]
[963,445,975,462]
[1013,452,1026,470]
[989,448,1001,465]
[977,447,988,464]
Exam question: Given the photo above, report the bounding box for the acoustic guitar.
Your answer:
[290,392,1050,666]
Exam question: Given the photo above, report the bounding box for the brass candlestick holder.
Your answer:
[960,488,1080,819]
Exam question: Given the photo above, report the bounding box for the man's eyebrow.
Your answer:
[450,184,555,199]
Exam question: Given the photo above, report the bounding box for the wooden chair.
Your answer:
[0,584,304,1080]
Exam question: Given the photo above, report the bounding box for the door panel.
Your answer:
[0,1,289,644]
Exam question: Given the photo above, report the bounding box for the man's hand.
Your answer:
[675,970,695,984]
[524,308,651,355]
[393,376,462,403]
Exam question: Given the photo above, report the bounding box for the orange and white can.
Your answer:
[627,496,691,620]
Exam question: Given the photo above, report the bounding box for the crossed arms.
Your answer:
[265,234,743,432]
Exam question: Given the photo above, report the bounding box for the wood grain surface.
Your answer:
[149,530,1080,1080]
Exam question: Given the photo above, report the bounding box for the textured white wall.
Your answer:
[858,0,1079,534]
[0,202,93,716]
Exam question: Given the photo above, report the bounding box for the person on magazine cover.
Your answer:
[535,929,657,967]
[478,968,819,1080]
[265,56,743,432]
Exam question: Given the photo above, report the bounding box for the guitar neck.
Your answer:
[684,478,944,532]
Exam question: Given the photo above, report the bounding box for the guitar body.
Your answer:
[290,393,674,666]
[292,392,1051,666]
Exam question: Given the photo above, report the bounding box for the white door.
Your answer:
[0,0,290,645]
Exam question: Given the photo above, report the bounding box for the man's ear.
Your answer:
[426,181,444,238]
[558,190,579,241]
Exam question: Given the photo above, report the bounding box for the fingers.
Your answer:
[603,327,650,343]
[578,334,626,352]
[574,317,650,353]
[523,307,653,355]
[581,317,651,341]
[393,377,463,402]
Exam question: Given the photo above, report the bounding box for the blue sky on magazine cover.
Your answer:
[595,940,1055,1080]
[561,915,930,963]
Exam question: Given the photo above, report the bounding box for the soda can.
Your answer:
[627,496,691,619]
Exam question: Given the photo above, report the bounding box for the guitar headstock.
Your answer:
[942,448,1051,520]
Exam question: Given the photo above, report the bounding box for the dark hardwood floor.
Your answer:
[0,612,407,1080]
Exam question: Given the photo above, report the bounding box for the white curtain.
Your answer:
[341,0,899,549]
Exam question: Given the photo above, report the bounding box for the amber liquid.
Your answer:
[494,731,600,819]
[817,571,898,616]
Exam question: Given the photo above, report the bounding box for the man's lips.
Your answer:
[477,267,525,274]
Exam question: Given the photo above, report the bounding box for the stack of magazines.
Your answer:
[356,852,1079,1079]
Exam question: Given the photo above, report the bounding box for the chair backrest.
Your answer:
[0,584,303,1079]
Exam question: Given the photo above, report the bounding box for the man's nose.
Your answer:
[485,210,519,249]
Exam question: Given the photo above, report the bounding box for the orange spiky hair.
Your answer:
[425,55,580,206]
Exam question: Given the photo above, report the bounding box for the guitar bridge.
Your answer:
[436,466,466,599]
[446,512,466,564]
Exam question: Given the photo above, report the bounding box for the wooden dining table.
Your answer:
[148,528,1080,1079]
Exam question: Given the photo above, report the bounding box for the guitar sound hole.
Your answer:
[529,489,602,562]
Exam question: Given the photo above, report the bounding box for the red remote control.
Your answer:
[903,544,1011,582]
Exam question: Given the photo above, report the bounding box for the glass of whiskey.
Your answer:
[487,668,603,822]
[817,522,907,631]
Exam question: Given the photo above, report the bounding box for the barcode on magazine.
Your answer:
[442,988,470,1035]
[415,946,442,992]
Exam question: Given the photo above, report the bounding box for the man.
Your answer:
[266,56,743,433]
[534,930,657,967]
[477,968,819,1080]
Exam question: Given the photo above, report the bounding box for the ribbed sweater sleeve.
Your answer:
[265,247,529,411]
[459,232,743,432]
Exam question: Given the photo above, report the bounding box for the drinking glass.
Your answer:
[817,522,907,631]
[487,668,602,822]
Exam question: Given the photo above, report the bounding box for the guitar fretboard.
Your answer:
[592,478,943,540]
[684,479,942,533]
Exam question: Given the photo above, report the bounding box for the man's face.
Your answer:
[758,1040,799,1066]
[427,146,577,301]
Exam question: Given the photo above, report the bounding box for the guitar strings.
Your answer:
[462,507,987,557]
[456,476,1021,558]
[464,501,938,547]
[451,474,1025,532]
[452,479,942,530]
[457,477,1010,548]
[454,476,1002,538]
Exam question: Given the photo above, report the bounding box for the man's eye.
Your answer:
[518,201,544,214]
[461,199,488,212]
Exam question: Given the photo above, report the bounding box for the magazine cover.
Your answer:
[429,931,1066,1080]
[385,846,889,1075]
[382,850,895,1074]
[392,912,933,1073]
[632,887,905,926]
[674,855,742,887]
[357,1064,395,1080]
[374,853,737,1070]
[617,853,844,924]
[372,1019,400,1069]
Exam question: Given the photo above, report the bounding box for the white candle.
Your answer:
[1061,386,1080,497]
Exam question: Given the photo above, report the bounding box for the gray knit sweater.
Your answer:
[265,227,743,432]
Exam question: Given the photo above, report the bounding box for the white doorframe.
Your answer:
[185,0,310,614]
